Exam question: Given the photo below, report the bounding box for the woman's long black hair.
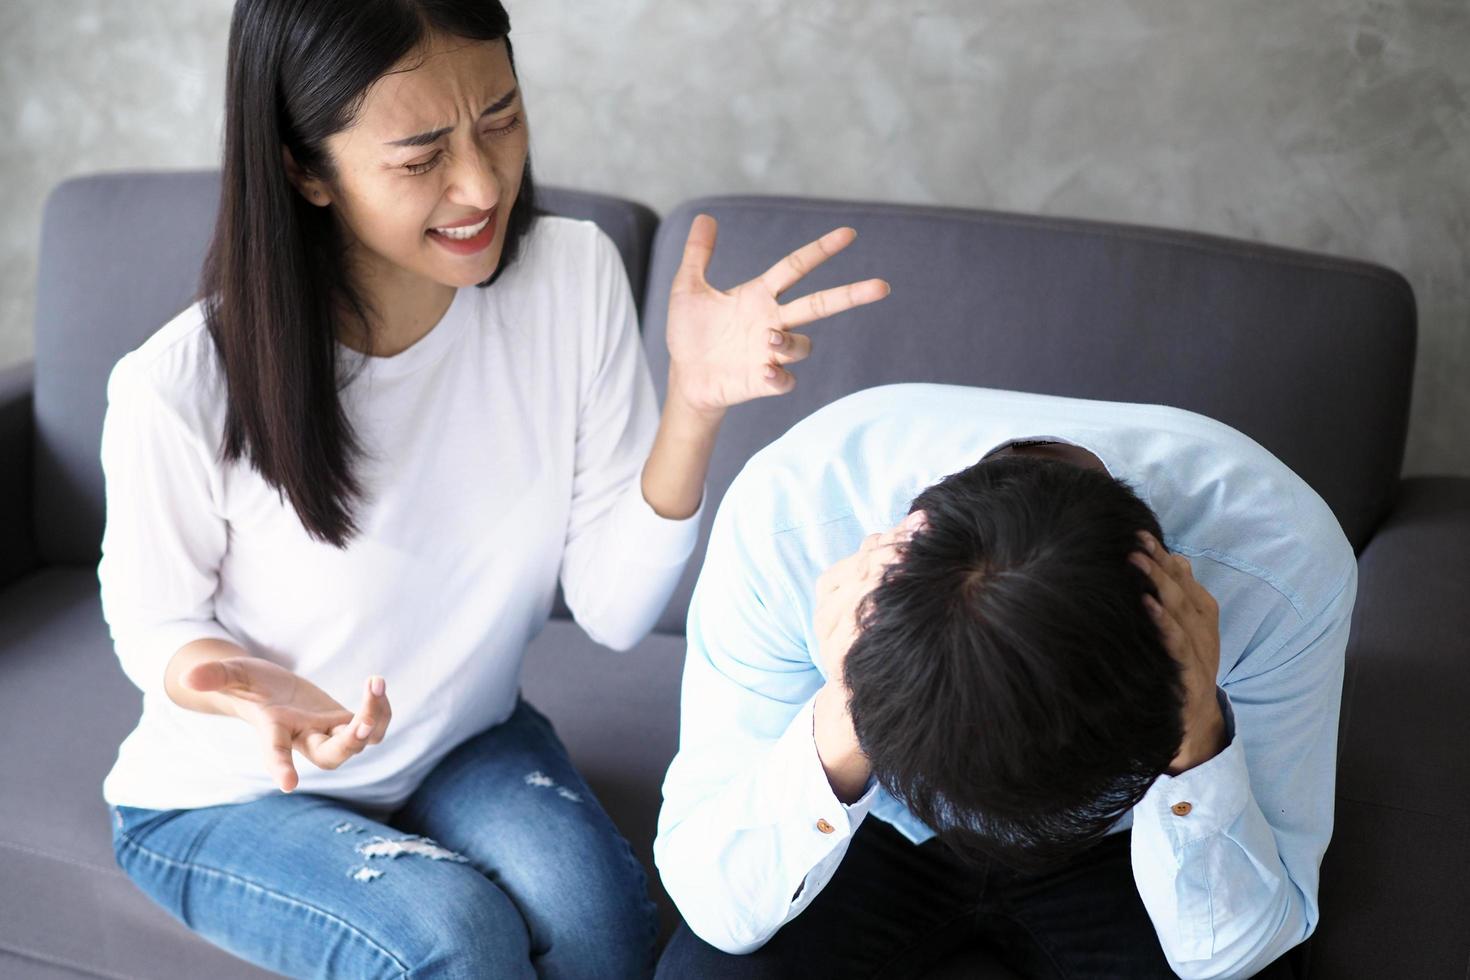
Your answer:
[201,0,538,547]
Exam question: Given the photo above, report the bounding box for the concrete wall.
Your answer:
[2,0,1466,473]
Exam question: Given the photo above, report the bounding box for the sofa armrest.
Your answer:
[1311,476,1470,977]
[0,360,37,590]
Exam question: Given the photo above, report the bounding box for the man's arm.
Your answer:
[1131,548,1356,979]
[654,496,881,954]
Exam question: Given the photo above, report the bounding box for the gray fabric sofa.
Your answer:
[1,171,1465,979]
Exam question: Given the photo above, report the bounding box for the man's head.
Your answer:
[843,453,1184,870]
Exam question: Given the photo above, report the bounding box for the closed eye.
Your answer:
[487,115,523,137]
[403,116,524,176]
[405,154,442,176]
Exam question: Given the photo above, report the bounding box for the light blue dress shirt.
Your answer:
[655,384,1356,979]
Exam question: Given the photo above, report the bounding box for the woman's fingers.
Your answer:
[778,279,890,329]
[361,676,392,745]
[301,728,337,761]
[675,214,719,291]
[768,330,813,366]
[261,722,298,793]
[760,362,797,394]
[304,677,391,768]
[760,226,856,296]
[302,724,361,770]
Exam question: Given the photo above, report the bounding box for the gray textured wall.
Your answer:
[2,0,1466,474]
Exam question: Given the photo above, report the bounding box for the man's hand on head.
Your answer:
[1131,532,1227,775]
[810,510,926,802]
[813,510,927,685]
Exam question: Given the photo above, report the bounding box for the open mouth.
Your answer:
[426,209,498,254]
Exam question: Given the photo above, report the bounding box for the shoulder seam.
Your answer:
[121,303,212,373]
[110,355,221,473]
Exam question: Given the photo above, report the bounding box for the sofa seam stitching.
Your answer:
[0,940,147,980]
[0,838,126,877]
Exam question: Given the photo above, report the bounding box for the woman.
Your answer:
[98,1,888,977]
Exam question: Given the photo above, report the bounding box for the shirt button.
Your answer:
[1171,802,1193,817]
[815,818,835,834]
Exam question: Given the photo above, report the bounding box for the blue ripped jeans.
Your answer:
[110,699,657,979]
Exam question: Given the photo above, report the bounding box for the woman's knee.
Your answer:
[381,869,537,979]
[515,842,658,977]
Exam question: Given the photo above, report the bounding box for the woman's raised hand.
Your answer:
[664,215,890,415]
[182,658,392,793]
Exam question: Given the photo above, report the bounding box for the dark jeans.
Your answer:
[112,699,657,979]
[656,817,1296,980]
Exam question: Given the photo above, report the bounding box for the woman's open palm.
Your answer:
[183,658,391,793]
[665,215,890,413]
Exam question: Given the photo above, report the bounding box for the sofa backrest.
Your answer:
[30,171,656,567]
[33,175,1417,627]
[641,196,1417,636]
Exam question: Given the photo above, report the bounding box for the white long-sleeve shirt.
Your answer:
[99,217,701,812]
[656,383,1355,979]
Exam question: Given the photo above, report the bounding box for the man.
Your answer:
[654,383,1355,979]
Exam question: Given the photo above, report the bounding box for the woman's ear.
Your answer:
[282,145,332,206]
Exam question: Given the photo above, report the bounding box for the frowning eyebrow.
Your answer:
[384,87,519,147]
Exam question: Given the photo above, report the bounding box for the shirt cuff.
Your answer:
[1134,689,1250,848]
[766,697,880,828]
[608,480,705,569]
[760,697,879,914]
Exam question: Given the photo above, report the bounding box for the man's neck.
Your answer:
[1004,440,1107,472]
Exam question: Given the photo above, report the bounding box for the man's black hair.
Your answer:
[844,453,1184,871]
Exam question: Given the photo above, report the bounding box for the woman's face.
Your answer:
[309,34,528,293]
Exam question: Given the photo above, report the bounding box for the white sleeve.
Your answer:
[97,359,237,703]
[655,495,878,954]
[558,229,701,651]
[1130,565,1355,979]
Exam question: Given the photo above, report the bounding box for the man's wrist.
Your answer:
[1167,696,1227,775]
[812,682,871,804]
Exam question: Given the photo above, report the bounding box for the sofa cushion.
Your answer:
[640,197,1416,634]
[1315,476,1470,977]
[0,568,275,978]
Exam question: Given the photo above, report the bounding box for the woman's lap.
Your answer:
[111,699,654,980]
[393,699,658,976]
